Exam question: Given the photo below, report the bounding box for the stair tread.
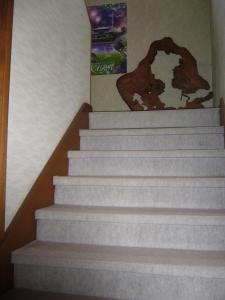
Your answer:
[35,205,225,225]
[89,109,220,129]
[12,240,225,279]
[68,149,225,158]
[80,126,224,137]
[90,108,219,114]
[54,175,225,187]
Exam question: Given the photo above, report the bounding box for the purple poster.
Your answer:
[87,3,127,75]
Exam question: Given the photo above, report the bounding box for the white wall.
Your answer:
[211,0,225,106]
[86,0,212,111]
[6,0,90,228]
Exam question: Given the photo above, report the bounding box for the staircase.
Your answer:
[12,108,225,300]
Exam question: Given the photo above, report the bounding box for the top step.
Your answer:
[89,109,220,129]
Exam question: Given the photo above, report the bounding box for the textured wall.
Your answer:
[6,0,90,228]
[211,0,225,106]
[86,0,212,111]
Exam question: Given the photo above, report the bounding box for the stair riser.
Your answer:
[89,109,220,129]
[14,264,225,300]
[55,185,225,209]
[37,220,225,251]
[80,134,224,150]
[69,157,225,177]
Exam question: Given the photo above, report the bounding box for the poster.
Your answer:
[87,3,127,75]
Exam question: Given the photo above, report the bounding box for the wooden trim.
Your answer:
[0,0,14,239]
[220,97,225,148]
[0,103,92,293]
[220,98,224,126]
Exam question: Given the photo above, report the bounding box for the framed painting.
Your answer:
[87,3,127,75]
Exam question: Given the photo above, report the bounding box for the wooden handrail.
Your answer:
[0,0,14,239]
[0,103,92,293]
[219,97,225,148]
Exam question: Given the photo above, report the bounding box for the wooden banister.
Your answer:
[0,0,14,239]
[0,103,92,293]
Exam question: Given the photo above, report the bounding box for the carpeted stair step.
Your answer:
[36,205,225,251]
[12,241,225,300]
[89,109,220,129]
[54,176,225,209]
[80,126,224,150]
[68,150,225,177]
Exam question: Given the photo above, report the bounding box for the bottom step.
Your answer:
[13,241,225,300]
[1,289,117,300]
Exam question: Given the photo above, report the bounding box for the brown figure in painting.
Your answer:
[116,37,212,110]
[184,91,213,109]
